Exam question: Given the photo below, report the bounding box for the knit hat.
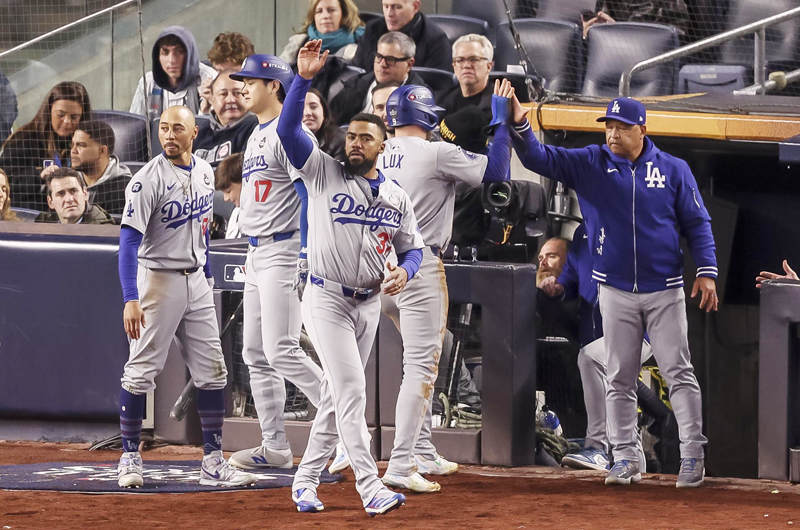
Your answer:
[439,106,490,154]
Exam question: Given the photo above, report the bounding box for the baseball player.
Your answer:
[507,95,718,488]
[116,106,255,488]
[372,81,513,492]
[277,40,424,516]
[223,55,328,470]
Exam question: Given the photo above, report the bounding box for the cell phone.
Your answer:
[581,9,596,22]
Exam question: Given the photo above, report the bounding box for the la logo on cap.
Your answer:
[612,101,621,113]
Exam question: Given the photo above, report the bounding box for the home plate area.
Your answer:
[0,461,342,494]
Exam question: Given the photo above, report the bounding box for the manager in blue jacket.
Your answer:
[507,95,718,488]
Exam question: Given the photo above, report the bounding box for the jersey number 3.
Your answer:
[376,232,392,255]
[254,180,272,203]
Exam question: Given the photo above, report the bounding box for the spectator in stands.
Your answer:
[0,71,17,144]
[280,0,365,65]
[214,152,243,239]
[0,168,18,222]
[371,81,401,137]
[304,88,345,160]
[0,81,92,211]
[194,72,257,167]
[130,26,217,120]
[200,32,256,113]
[437,34,494,118]
[330,31,426,125]
[69,120,132,215]
[582,0,689,38]
[36,168,113,225]
[537,237,568,286]
[353,0,451,71]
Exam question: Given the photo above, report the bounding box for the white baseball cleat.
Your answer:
[328,442,351,474]
[228,444,293,469]
[382,472,441,493]
[415,454,459,476]
[117,451,144,488]
[200,450,258,487]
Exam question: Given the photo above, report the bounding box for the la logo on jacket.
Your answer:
[645,161,666,188]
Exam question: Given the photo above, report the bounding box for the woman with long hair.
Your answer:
[303,88,345,160]
[0,168,19,221]
[279,0,365,64]
[0,81,92,211]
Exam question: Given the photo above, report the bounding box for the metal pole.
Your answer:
[110,10,115,109]
[734,67,800,95]
[137,0,151,160]
[0,0,136,60]
[754,28,766,96]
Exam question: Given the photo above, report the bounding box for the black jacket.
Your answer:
[436,81,493,118]
[330,70,427,126]
[194,113,258,167]
[0,130,72,211]
[352,13,452,72]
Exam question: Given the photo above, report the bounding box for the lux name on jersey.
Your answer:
[330,193,402,231]
[242,154,269,181]
[161,191,214,229]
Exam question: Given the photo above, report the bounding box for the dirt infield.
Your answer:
[1,441,798,530]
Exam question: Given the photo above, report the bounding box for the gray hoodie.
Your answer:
[86,155,133,215]
[129,26,216,119]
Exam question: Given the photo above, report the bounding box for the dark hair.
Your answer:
[215,152,243,190]
[0,168,18,221]
[349,113,388,140]
[76,120,116,155]
[46,167,86,196]
[307,88,340,148]
[3,81,92,155]
[157,35,185,51]
[207,32,255,67]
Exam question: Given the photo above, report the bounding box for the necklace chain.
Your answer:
[167,159,192,197]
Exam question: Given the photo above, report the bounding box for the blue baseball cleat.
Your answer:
[292,488,325,513]
[562,447,610,471]
[365,488,406,517]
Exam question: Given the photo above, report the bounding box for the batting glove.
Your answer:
[293,257,309,301]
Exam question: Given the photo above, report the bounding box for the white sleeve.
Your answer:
[120,174,157,234]
[435,142,487,188]
[129,76,147,116]
[392,192,426,254]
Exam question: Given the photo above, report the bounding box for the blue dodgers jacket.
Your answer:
[514,121,717,293]
[558,223,602,348]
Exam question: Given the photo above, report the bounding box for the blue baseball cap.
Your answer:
[596,97,646,126]
[229,54,294,92]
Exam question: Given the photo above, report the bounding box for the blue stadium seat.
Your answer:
[428,14,489,45]
[583,22,679,97]
[412,67,458,92]
[125,161,146,176]
[495,20,584,94]
[535,0,596,23]
[720,0,800,66]
[452,0,519,42]
[488,71,538,103]
[91,110,148,163]
[678,65,748,94]
[359,11,382,25]
[326,65,366,103]
[10,207,41,222]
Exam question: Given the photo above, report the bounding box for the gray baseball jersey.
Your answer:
[239,119,317,238]
[295,148,424,288]
[378,137,486,249]
[121,154,214,269]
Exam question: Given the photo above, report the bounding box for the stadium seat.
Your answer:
[428,14,489,45]
[125,161,146,176]
[535,0,595,23]
[583,22,679,97]
[412,67,458,92]
[678,65,748,94]
[359,11,382,25]
[10,207,41,222]
[326,65,366,103]
[452,0,519,42]
[488,71,537,103]
[494,20,584,93]
[720,0,800,66]
[92,110,148,163]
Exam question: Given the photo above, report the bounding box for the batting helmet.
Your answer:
[386,85,445,131]
[229,54,294,93]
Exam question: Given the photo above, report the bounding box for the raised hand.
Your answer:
[297,39,330,80]
[756,259,799,289]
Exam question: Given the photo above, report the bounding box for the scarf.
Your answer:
[307,25,365,54]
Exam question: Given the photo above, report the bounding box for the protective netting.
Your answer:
[0,0,148,223]
[446,0,800,100]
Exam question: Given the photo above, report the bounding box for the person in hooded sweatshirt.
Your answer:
[193,72,257,167]
[129,26,217,119]
[69,120,132,215]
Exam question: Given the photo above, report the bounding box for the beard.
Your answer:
[343,152,378,177]
[536,266,562,287]
[71,156,96,173]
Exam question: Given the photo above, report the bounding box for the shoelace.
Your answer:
[611,460,630,472]
[680,458,697,473]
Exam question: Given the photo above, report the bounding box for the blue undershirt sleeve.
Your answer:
[277,76,315,170]
[482,124,512,183]
[119,225,143,303]
[397,248,423,280]
[293,180,309,259]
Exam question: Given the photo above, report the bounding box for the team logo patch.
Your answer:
[204,173,211,185]
[408,92,432,101]
[132,182,142,193]
[259,137,266,148]
[460,148,478,161]
[388,194,400,207]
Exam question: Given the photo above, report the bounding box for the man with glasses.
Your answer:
[437,34,494,118]
[331,32,428,126]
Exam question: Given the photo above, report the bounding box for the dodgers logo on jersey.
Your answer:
[160,191,214,229]
[330,193,402,232]
[242,154,269,182]
[644,162,666,189]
